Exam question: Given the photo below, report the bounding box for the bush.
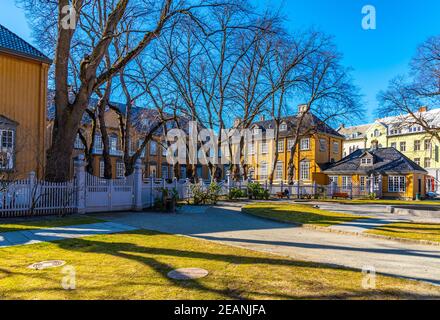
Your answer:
[247,182,270,200]
[228,188,245,200]
[190,182,222,205]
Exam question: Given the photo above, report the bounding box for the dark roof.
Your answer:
[0,24,51,63]
[323,147,427,175]
[253,113,344,138]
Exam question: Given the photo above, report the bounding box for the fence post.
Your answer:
[133,159,143,211]
[185,178,190,200]
[28,171,36,212]
[330,181,336,197]
[150,176,154,206]
[313,181,317,197]
[297,181,300,199]
[74,155,86,214]
[349,183,353,199]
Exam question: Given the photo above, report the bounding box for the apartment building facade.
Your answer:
[338,107,440,191]
[242,107,345,185]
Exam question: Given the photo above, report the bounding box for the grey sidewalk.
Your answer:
[327,218,399,233]
[0,222,138,248]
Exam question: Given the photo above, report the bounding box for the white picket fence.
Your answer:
[0,156,383,218]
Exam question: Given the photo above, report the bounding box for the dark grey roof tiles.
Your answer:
[0,24,51,63]
[323,147,427,174]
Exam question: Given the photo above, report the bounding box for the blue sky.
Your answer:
[2,0,440,123]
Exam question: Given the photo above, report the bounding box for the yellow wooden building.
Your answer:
[244,106,345,185]
[0,24,51,178]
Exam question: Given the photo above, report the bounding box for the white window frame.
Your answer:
[333,141,339,154]
[116,161,125,178]
[280,123,288,131]
[150,141,157,156]
[94,134,103,152]
[261,141,268,154]
[162,165,169,179]
[342,176,352,190]
[400,142,406,152]
[260,161,268,179]
[275,161,283,180]
[0,129,15,170]
[329,176,338,184]
[319,138,327,152]
[110,135,118,153]
[287,139,295,151]
[300,138,310,151]
[388,176,406,193]
[99,160,105,178]
[299,161,310,181]
[277,140,284,153]
[248,143,255,155]
[74,134,83,149]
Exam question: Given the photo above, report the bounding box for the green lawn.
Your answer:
[242,203,366,227]
[368,223,440,243]
[1,229,439,300]
[0,216,103,233]
[319,199,440,206]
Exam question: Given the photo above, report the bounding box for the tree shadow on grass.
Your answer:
[51,230,440,300]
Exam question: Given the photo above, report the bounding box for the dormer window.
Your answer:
[360,156,373,166]
[253,127,260,135]
[280,123,288,131]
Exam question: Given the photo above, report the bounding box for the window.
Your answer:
[287,139,295,151]
[414,140,421,151]
[391,142,397,149]
[361,157,373,165]
[425,140,432,151]
[319,139,327,152]
[300,138,310,151]
[116,162,125,178]
[0,129,15,170]
[280,123,288,131]
[162,165,169,179]
[248,143,255,155]
[329,176,338,184]
[333,141,339,154]
[360,176,367,191]
[253,127,260,135]
[109,135,118,154]
[74,134,83,149]
[149,165,157,178]
[342,176,352,190]
[275,161,283,180]
[150,141,157,156]
[261,141,268,154]
[414,158,421,166]
[181,166,187,179]
[300,161,310,181]
[388,176,406,192]
[162,144,168,157]
[94,134,103,152]
[260,162,268,179]
[373,129,380,137]
[99,160,104,178]
[277,140,284,153]
[137,140,146,158]
[425,157,431,168]
[196,166,203,179]
[400,142,406,152]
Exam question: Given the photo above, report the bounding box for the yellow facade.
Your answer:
[0,51,50,178]
[247,131,344,184]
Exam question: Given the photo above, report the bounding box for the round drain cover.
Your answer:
[167,268,209,280]
[28,260,66,270]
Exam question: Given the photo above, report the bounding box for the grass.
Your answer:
[0,229,439,300]
[0,215,103,233]
[368,223,440,243]
[242,202,365,227]
[319,199,440,206]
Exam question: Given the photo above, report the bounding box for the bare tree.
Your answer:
[378,35,440,142]
[18,0,229,181]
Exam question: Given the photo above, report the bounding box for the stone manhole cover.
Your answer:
[167,268,209,280]
[28,260,66,270]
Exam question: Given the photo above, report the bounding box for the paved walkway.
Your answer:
[0,222,137,248]
[96,205,440,285]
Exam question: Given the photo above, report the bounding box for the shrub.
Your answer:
[247,182,270,200]
[228,187,245,200]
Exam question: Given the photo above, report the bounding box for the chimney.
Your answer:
[259,115,265,122]
[298,104,308,114]
[419,106,428,113]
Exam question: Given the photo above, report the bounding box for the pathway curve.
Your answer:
[0,222,137,248]
[96,205,440,285]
